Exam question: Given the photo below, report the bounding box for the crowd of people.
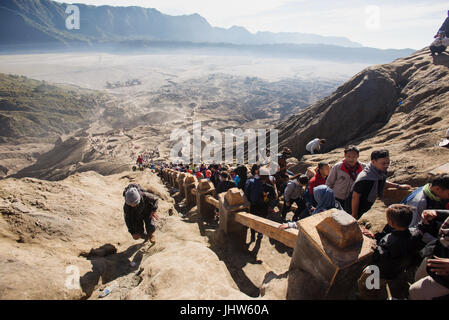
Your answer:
[152,142,449,300]
[135,147,160,170]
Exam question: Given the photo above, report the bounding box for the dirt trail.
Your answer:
[1,169,280,299]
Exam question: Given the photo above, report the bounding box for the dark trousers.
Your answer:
[127,213,155,238]
[281,198,306,221]
[143,215,156,237]
[250,204,268,238]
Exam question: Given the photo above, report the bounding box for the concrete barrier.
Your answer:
[184,175,198,207]
[171,171,180,188]
[196,179,217,220]
[218,188,251,245]
[287,209,376,300]
[177,172,187,197]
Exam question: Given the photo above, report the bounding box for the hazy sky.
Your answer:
[56,0,448,49]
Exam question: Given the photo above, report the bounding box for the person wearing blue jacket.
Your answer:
[401,174,449,243]
[244,166,277,241]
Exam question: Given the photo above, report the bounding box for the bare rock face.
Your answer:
[277,68,399,156]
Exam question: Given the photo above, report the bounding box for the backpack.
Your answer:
[123,183,158,211]
[400,186,423,204]
[244,178,253,201]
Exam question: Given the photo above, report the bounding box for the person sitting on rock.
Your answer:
[358,204,423,300]
[244,166,277,241]
[281,174,309,223]
[409,208,449,300]
[348,149,412,219]
[430,30,449,56]
[305,138,326,155]
[326,145,365,210]
[123,184,159,243]
[400,174,449,243]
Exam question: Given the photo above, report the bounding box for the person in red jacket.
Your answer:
[136,155,143,169]
[308,162,330,197]
[196,171,204,179]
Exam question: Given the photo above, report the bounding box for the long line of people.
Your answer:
[160,142,449,299]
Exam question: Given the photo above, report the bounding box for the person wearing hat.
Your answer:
[244,166,277,241]
[123,184,159,243]
[430,30,449,56]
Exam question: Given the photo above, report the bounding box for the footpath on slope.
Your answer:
[0,169,293,299]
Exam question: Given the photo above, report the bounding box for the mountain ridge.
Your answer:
[0,0,365,48]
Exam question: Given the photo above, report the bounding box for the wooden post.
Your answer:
[196,179,216,221]
[234,212,298,248]
[171,171,179,189]
[184,175,198,207]
[162,169,168,182]
[167,170,173,186]
[218,188,250,245]
[205,195,219,209]
[177,172,187,197]
[287,209,376,300]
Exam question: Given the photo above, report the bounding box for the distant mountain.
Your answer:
[0,0,363,48]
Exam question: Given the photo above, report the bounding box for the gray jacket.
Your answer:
[284,180,305,203]
[326,161,366,200]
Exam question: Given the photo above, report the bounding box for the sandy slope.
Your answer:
[0,171,253,299]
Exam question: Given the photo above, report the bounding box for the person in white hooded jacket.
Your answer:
[305,138,326,155]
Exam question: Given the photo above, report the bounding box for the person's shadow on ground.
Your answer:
[79,242,150,299]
